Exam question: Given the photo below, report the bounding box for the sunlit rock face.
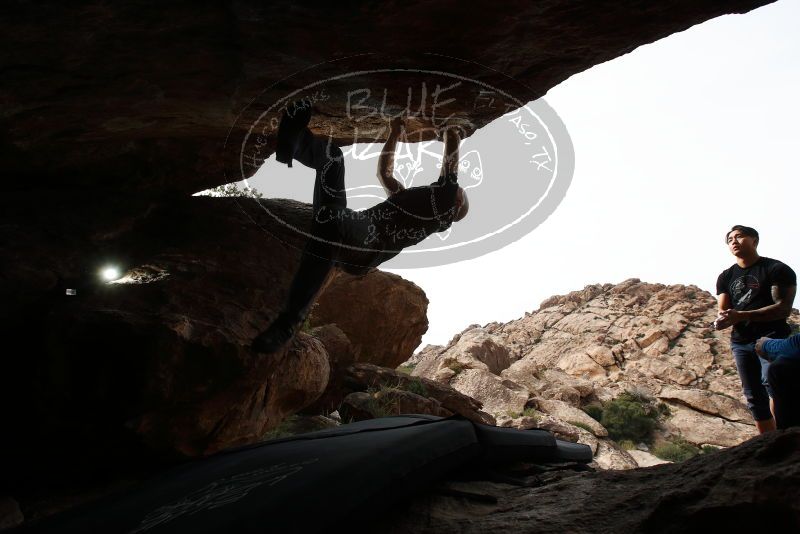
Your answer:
[411,279,800,466]
[0,0,775,523]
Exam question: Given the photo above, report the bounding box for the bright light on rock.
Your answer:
[101,266,121,281]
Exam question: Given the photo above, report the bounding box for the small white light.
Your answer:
[101,266,121,281]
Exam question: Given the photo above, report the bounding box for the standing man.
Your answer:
[714,225,797,433]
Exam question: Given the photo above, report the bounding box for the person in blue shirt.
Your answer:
[755,333,800,429]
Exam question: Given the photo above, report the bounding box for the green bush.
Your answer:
[700,445,719,455]
[583,404,604,422]
[601,393,660,444]
[263,415,299,440]
[300,317,313,333]
[522,407,538,418]
[369,388,398,417]
[652,438,700,462]
[405,378,428,397]
[396,364,416,375]
[447,360,466,375]
[569,420,594,433]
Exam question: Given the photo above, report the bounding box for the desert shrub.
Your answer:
[618,440,637,450]
[446,360,466,375]
[263,415,299,440]
[396,363,416,375]
[700,445,719,455]
[583,404,604,422]
[513,407,541,423]
[619,390,653,404]
[301,317,313,333]
[405,378,428,397]
[369,388,399,418]
[569,420,594,433]
[506,408,541,420]
[601,393,660,444]
[652,438,700,462]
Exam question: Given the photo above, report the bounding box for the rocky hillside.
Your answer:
[408,279,798,469]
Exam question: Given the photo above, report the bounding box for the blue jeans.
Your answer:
[731,341,774,421]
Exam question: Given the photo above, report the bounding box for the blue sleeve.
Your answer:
[763,334,800,361]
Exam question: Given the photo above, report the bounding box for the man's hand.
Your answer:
[714,314,732,330]
[715,309,743,330]
[755,336,772,359]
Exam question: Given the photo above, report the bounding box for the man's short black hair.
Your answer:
[726,225,759,244]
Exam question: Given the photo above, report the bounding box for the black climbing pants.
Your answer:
[280,129,347,321]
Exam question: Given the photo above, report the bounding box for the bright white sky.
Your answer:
[249,0,800,350]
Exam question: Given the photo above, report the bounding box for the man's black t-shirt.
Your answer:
[716,257,797,343]
[334,173,460,275]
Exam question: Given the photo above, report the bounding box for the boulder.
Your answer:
[449,369,529,417]
[0,497,24,531]
[534,399,608,437]
[592,440,639,471]
[339,389,452,422]
[556,351,607,379]
[301,324,354,415]
[311,270,428,369]
[662,403,757,447]
[658,387,752,423]
[413,328,511,378]
[343,363,495,425]
[627,450,671,468]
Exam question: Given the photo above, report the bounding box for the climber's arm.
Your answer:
[377,117,407,197]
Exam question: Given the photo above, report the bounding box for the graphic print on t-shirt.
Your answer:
[730,275,761,307]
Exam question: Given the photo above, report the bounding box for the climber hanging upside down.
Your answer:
[252,100,470,353]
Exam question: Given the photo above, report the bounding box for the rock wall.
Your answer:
[0,195,428,517]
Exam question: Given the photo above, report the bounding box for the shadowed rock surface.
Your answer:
[373,428,800,533]
[2,1,774,196]
[0,196,427,521]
